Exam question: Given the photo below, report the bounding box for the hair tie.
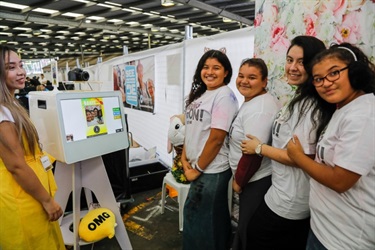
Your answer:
[337,46,357,61]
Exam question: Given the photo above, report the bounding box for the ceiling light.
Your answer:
[122,8,137,13]
[62,12,83,18]
[107,19,123,24]
[104,1,121,7]
[129,7,142,11]
[19,34,32,38]
[88,16,105,21]
[32,30,42,36]
[33,8,58,14]
[0,1,27,9]
[14,27,31,31]
[161,0,175,7]
[223,17,232,23]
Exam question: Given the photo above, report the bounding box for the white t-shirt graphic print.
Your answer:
[310,93,375,249]
[185,85,238,174]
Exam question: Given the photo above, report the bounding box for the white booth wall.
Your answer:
[83,27,255,167]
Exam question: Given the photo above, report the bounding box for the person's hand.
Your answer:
[184,168,201,182]
[182,162,201,181]
[241,134,260,154]
[42,198,63,221]
[232,179,242,194]
[286,135,304,163]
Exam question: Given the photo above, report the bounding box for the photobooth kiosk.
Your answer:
[29,91,132,249]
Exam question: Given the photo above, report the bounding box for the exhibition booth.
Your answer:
[20,0,374,248]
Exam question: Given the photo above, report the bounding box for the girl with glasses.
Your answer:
[287,43,375,249]
[240,36,336,249]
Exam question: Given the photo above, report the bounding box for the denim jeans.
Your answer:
[182,168,232,250]
[306,229,328,250]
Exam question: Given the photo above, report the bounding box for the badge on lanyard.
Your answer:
[40,155,53,171]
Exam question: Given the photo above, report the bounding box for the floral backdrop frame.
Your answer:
[254,0,375,105]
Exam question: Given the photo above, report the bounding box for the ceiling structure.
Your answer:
[0,0,255,66]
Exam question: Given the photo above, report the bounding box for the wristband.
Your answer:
[195,163,204,173]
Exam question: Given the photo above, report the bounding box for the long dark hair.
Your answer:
[185,49,232,108]
[0,45,40,155]
[286,36,336,142]
[310,43,375,94]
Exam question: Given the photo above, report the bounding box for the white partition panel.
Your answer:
[82,28,254,167]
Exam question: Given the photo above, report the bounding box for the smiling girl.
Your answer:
[0,45,65,249]
[229,58,279,250]
[182,49,238,250]
[240,36,336,249]
[287,43,375,249]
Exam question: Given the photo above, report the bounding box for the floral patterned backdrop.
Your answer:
[254,0,375,105]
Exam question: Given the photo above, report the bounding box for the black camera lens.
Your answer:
[68,68,90,81]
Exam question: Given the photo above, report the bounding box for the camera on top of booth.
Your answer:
[68,68,90,81]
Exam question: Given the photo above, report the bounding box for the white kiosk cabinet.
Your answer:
[29,91,132,250]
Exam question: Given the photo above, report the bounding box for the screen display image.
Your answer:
[60,97,123,142]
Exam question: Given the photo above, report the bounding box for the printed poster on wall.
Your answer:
[113,56,155,113]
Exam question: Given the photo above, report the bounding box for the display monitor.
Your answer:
[29,91,129,164]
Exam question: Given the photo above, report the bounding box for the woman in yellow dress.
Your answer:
[0,45,65,249]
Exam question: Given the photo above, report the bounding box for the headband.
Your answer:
[337,46,357,61]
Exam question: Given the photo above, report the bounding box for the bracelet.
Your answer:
[195,163,204,173]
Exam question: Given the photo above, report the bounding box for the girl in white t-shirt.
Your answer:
[229,58,279,250]
[240,36,336,249]
[287,43,375,249]
[181,49,238,250]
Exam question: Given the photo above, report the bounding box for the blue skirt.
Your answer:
[183,168,232,250]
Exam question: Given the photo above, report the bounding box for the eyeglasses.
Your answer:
[312,66,349,87]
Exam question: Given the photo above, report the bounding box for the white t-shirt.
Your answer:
[229,93,280,182]
[185,85,239,174]
[0,106,14,123]
[265,98,318,220]
[310,93,375,249]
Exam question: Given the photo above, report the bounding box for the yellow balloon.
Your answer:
[78,208,117,242]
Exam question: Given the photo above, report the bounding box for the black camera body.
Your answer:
[68,68,90,81]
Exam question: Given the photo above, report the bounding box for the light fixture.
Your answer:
[161,0,175,7]
[223,17,232,23]
[33,30,42,36]
[151,26,160,32]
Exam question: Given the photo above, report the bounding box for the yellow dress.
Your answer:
[0,135,65,250]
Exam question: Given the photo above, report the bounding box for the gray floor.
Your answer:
[66,188,183,250]
[64,187,239,250]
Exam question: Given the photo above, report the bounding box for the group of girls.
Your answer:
[181,36,374,250]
